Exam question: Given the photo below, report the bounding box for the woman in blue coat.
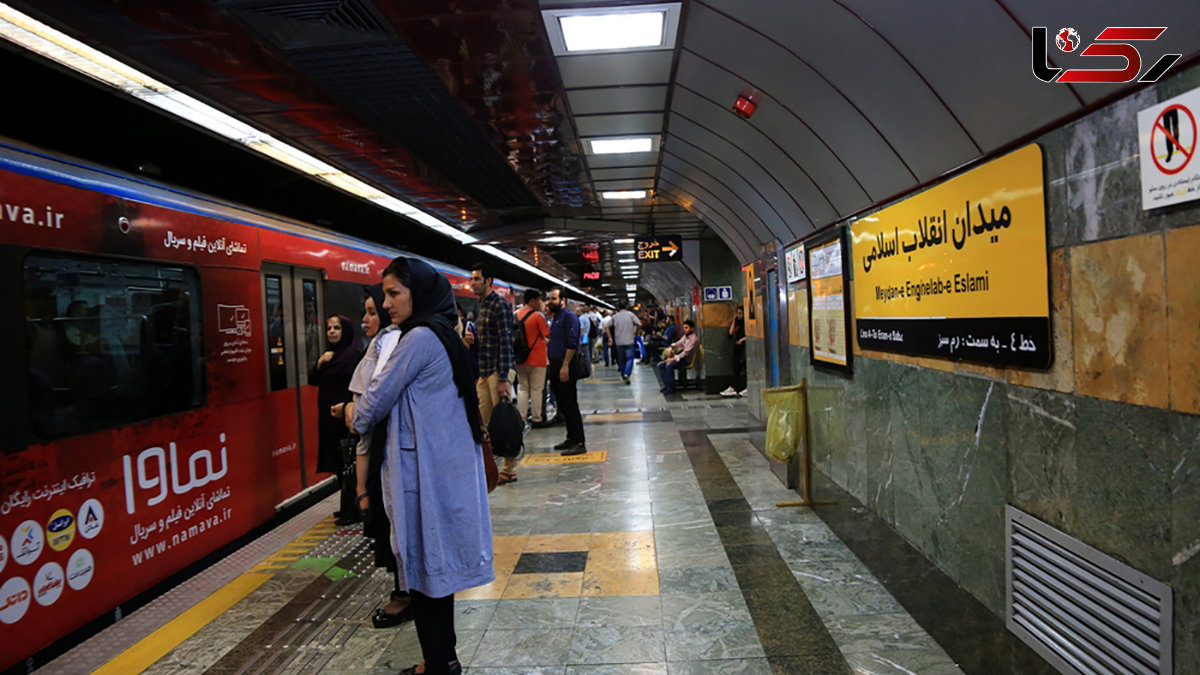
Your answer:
[353,257,493,675]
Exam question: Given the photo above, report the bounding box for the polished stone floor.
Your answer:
[50,361,983,675]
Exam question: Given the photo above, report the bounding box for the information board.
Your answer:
[806,227,851,373]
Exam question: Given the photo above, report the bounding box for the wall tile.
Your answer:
[861,358,894,525]
[1074,397,1172,579]
[1166,225,1200,414]
[916,370,1009,615]
[1169,412,1200,574]
[1009,248,1075,394]
[1006,387,1079,530]
[1038,130,1070,250]
[1071,234,1168,408]
[1064,89,1158,245]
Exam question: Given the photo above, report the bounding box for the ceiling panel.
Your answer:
[683,3,914,200]
[668,86,831,230]
[711,0,979,181]
[575,113,664,137]
[590,166,658,180]
[586,151,662,168]
[595,178,656,189]
[557,51,674,88]
[568,86,669,114]
[842,0,1079,152]
[663,138,794,243]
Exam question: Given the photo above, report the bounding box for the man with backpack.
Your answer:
[508,289,550,484]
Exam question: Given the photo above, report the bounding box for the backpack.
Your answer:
[588,314,602,343]
[488,400,524,458]
[513,309,537,364]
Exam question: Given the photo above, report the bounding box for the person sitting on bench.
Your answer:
[656,320,698,394]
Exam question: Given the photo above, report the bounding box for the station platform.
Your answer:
[44,363,1034,675]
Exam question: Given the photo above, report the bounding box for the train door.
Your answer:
[261,263,326,493]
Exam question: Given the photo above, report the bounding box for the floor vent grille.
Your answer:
[1006,506,1172,674]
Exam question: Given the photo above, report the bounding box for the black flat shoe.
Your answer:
[372,604,414,628]
[553,439,576,450]
[560,444,586,456]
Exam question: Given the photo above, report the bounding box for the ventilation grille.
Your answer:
[1006,506,1173,675]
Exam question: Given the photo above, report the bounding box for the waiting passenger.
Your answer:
[656,320,698,395]
[313,314,362,525]
[336,284,412,628]
[353,257,493,675]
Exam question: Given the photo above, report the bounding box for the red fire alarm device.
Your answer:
[733,94,756,119]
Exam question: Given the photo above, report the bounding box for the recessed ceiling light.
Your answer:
[602,190,647,200]
[614,238,635,244]
[540,236,575,243]
[543,4,681,56]
[560,11,663,52]
[588,137,656,155]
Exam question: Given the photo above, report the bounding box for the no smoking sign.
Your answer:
[1139,87,1200,209]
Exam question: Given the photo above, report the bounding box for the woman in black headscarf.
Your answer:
[353,258,493,675]
[313,313,361,524]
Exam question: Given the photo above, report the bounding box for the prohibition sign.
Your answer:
[1150,103,1195,175]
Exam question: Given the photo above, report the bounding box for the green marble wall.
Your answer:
[699,238,745,390]
[761,65,1200,666]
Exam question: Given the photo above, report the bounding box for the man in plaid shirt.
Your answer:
[468,263,514,426]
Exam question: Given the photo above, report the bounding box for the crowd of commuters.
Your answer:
[309,256,733,674]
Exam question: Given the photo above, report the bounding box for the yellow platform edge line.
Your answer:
[91,573,271,675]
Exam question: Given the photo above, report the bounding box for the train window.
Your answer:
[23,253,204,439]
[301,279,321,385]
[264,274,288,392]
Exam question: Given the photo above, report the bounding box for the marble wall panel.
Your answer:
[1005,386,1079,531]
[1165,225,1200,414]
[1064,89,1158,245]
[747,338,766,421]
[1073,397,1172,579]
[806,372,848,486]
[889,365,936,566]
[915,370,1009,615]
[861,358,895,525]
[1169,412,1200,578]
[1071,233,1169,408]
[1040,130,1070,250]
[1175,553,1200,671]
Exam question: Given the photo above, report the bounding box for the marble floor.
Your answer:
[49,361,1001,674]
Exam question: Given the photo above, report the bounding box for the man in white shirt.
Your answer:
[610,302,640,385]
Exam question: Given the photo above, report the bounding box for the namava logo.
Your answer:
[1055,27,1080,52]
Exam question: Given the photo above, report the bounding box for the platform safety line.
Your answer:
[90,573,270,675]
[93,514,346,674]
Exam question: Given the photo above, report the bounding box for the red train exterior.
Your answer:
[0,140,506,669]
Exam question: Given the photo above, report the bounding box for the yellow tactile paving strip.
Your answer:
[586,412,644,423]
[93,517,341,674]
[248,522,337,572]
[520,450,608,465]
[459,530,659,601]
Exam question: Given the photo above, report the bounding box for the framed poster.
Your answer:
[784,244,807,283]
[850,144,1051,368]
[806,226,852,374]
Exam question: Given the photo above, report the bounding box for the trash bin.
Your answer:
[761,384,805,463]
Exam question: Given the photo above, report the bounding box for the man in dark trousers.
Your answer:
[467,263,514,426]
[721,305,747,397]
[546,288,585,456]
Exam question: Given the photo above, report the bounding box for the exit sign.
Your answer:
[635,235,682,262]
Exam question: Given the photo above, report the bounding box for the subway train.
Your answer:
[0,138,509,669]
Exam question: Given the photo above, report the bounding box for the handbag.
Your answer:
[480,428,499,493]
[568,348,591,380]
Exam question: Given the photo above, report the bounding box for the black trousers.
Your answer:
[411,590,457,672]
[733,345,747,390]
[548,358,585,444]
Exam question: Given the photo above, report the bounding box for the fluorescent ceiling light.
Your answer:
[560,11,663,52]
[620,264,638,269]
[540,236,575,244]
[589,137,653,155]
[0,5,480,246]
[543,4,680,56]
[614,238,635,244]
[0,4,622,312]
[602,190,647,200]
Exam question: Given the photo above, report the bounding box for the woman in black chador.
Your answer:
[313,313,362,524]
